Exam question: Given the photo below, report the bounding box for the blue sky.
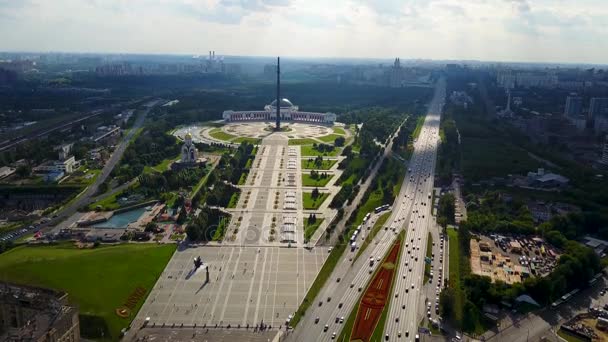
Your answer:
[0,0,607,63]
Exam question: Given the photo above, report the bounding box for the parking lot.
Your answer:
[470,234,559,284]
[132,245,328,330]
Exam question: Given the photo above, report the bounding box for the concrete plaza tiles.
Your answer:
[136,245,328,328]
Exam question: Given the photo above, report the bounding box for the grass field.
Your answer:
[302,173,333,187]
[413,115,425,139]
[233,137,261,144]
[318,133,342,143]
[302,192,329,210]
[228,192,240,208]
[288,138,318,145]
[333,127,346,135]
[143,155,180,174]
[354,212,390,261]
[209,128,237,142]
[304,218,325,241]
[301,145,341,157]
[0,243,176,340]
[447,228,464,326]
[558,328,590,342]
[301,159,337,170]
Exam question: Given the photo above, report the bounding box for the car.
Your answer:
[328,247,333,253]
[350,283,354,288]
[324,325,329,332]
[385,334,389,340]
[335,317,339,323]
[403,274,406,279]
[395,293,399,298]
[405,288,409,293]
[327,297,331,302]
[395,317,399,322]
[332,332,337,339]
[340,317,344,323]
[358,287,362,292]
[315,317,320,324]
[411,283,415,289]
[398,331,402,337]
[338,302,343,308]
[406,331,409,337]
[336,277,341,283]
[376,257,380,262]
[319,301,323,307]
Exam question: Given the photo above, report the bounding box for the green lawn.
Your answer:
[0,243,176,340]
[209,128,237,142]
[424,232,433,283]
[413,115,425,139]
[301,159,337,170]
[88,191,122,211]
[288,138,318,145]
[143,155,179,174]
[304,218,325,242]
[301,145,341,157]
[228,192,240,208]
[233,137,261,144]
[238,172,248,185]
[447,228,464,326]
[302,192,329,210]
[302,173,333,187]
[318,133,342,143]
[333,127,346,135]
[354,212,390,262]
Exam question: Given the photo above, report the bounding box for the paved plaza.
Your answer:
[132,245,328,331]
[174,121,340,146]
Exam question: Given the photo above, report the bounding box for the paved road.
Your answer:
[44,101,158,233]
[383,78,445,341]
[287,78,446,342]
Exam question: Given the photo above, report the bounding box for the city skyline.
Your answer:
[1,0,607,64]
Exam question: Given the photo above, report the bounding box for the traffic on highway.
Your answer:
[289,78,446,342]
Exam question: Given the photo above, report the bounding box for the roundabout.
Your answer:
[173,121,347,146]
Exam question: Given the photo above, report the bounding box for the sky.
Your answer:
[0,0,607,64]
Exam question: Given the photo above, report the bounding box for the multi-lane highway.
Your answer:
[384,78,445,341]
[288,78,446,342]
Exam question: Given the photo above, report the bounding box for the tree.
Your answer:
[334,136,345,147]
[145,222,158,232]
[314,155,324,168]
[438,193,456,224]
[311,187,320,199]
[16,164,31,178]
[176,206,188,224]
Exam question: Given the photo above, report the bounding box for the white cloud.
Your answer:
[0,0,606,64]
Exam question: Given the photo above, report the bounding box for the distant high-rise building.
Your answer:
[589,97,608,121]
[564,95,582,117]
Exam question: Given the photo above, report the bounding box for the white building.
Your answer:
[222,98,336,124]
[181,133,198,163]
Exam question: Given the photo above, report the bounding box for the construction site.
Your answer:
[470,234,559,284]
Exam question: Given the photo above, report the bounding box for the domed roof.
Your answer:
[270,98,294,108]
[185,132,192,140]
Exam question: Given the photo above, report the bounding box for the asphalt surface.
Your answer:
[287,78,446,342]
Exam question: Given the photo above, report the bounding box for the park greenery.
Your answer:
[185,207,230,241]
[438,74,607,334]
[0,243,176,340]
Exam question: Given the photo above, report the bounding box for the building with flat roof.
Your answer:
[0,282,80,342]
[222,98,336,124]
[564,95,582,118]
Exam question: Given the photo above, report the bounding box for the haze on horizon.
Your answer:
[0,0,607,64]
